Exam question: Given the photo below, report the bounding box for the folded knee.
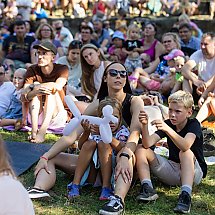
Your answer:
[82,140,97,151]
[179,149,194,160]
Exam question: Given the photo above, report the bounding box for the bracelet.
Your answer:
[40,156,48,161]
[119,152,130,160]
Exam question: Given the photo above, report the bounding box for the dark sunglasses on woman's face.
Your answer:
[108,69,127,78]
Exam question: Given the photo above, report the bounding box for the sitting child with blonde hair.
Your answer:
[0,68,26,130]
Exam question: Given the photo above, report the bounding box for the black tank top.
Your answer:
[99,93,133,127]
[121,93,133,127]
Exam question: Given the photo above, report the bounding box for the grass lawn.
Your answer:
[1,130,215,215]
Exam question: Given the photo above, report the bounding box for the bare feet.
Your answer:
[31,132,46,143]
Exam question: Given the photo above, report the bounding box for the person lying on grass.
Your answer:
[135,90,207,214]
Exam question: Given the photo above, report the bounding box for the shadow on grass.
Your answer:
[0,129,61,144]
[21,165,215,215]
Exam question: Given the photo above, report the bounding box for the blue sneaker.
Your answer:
[99,187,113,200]
[67,183,80,199]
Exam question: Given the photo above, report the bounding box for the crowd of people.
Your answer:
[0,0,214,20]
[0,3,214,215]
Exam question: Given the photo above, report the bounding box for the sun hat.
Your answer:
[164,49,185,60]
[112,31,125,41]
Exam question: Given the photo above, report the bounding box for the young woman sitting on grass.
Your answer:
[27,62,145,200]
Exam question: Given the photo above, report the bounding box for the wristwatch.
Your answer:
[29,84,34,91]
[119,152,130,160]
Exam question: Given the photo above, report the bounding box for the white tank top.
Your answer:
[93,61,105,100]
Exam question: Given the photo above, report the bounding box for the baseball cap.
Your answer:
[164,49,184,60]
[112,31,125,41]
[33,41,57,55]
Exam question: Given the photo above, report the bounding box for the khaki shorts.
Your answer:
[150,154,203,186]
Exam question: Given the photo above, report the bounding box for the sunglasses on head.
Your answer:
[108,69,127,78]
[70,40,83,49]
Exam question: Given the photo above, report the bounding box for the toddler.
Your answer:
[123,23,143,74]
[108,31,127,64]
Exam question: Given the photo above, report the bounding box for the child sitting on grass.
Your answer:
[67,97,130,201]
[129,49,185,96]
[0,68,26,130]
[136,90,207,214]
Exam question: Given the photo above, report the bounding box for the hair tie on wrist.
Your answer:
[40,156,48,161]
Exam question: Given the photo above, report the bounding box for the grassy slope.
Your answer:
[1,130,214,215]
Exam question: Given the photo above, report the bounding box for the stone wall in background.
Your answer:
[54,17,215,41]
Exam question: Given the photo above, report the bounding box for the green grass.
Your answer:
[1,129,215,215]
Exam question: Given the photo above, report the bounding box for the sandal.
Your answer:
[28,134,36,142]
[14,119,23,131]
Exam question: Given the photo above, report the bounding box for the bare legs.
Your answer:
[72,140,97,185]
[34,153,78,191]
[29,96,41,140]
[98,142,112,188]
[179,150,194,187]
[29,92,66,143]
[113,154,136,201]
[135,145,195,188]
[196,96,212,123]
[0,119,17,127]
[135,145,156,182]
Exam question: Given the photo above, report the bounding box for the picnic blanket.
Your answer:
[3,125,64,135]
[5,141,51,176]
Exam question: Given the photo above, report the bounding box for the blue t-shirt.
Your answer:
[97,29,110,48]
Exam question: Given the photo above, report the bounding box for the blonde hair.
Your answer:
[162,32,181,49]
[14,68,26,76]
[0,136,16,177]
[168,90,194,109]
[36,23,55,40]
[80,44,106,98]
[127,23,140,39]
[98,97,122,130]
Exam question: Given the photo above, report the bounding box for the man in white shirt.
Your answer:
[53,20,74,55]
[16,0,32,21]
[0,65,15,118]
[182,32,215,94]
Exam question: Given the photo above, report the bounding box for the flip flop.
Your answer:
[14,119,23,131]
[28,134,36,142]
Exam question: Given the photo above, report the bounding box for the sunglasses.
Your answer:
[70,40,83,49]
[163,40,172,44]
[108,69,127,78]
